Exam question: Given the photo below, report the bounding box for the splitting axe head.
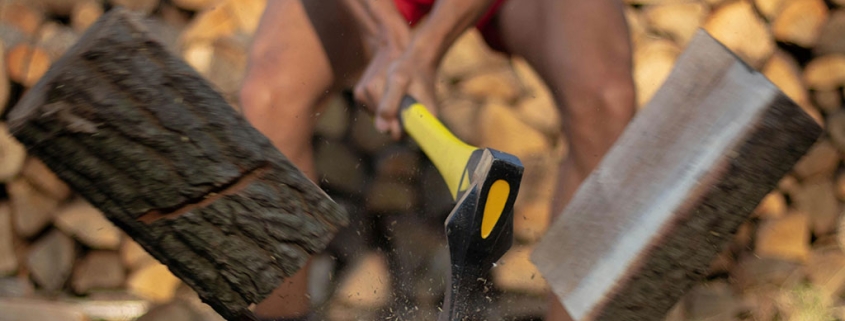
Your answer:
[398,96,524,321]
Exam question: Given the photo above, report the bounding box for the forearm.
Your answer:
[409,0,497,68]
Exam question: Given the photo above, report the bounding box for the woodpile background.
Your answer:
[0,0,842,320]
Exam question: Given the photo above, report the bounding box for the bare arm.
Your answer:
[409,0,498,68]
[372,0,497,138]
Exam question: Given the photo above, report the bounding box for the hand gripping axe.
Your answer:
[398,96,524,321]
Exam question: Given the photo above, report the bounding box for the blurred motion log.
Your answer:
[772,0,829,48]
[816,10,845,55]
[172,0,222,11]
[71,0,103,33]
[0,124,26,183]
[27,230,76,291]
[643,2,708,46]
[1,2,45,36]
[6,44,51,87]
[704,1,775,67]
[804,54,845,91]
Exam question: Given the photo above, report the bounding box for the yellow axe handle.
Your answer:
[398,96,478,200]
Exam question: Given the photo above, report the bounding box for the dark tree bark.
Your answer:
[6,8,348,321]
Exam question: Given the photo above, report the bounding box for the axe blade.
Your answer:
[532,29,822,321]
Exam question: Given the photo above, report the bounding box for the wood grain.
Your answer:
[5,8,347,320]
[532,30,822,321]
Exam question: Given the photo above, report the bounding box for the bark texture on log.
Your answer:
[5,8,347,320]
[532,30,822,321]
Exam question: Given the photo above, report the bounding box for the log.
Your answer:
[514,201,551,243]
[121,236,156,270]
[492,245,549,295]
[202,35,248,96]
[37,22,80,61]
[224,0,266,35]
[31,0,84,17]
[314,94,350,140]
[71,250,125,293]
[752,191,786,219]
[0,124,26,183]
[0,298,88,321]
[511,57,561,139]
[109,0,160,15]
[179,3,237,46]
[373,145,419,181]
[127,262,182,302]
[730,254,803,292]
[159,1,192,29]
[771,0,829,48]
[333,251,391,309]
[806,248,845,299]
[137,300,203,321]
[762,50,817,122]
[459,66,522,104]
[829,111,845,153]
[439,30,509,81]
[5,9,347,320]
[70,0,103,33]
[0,203,16,276]
[0,41,10,115]
[0,277,34,297]
[633,37,680,108]
[0,23,29,52]
[0,2,45,36]
[703,0,776,68]
[792,139,840,180]
[624,7,648,46]
[804,54,845,91]
[365,178,417,213]
[643,2,708,46]
[54,198,122,249]
[438,97,482,145]
[7,177,60,238]
[27,229,76,292]
[314,139,369,195]
[816,10,845,56]
[479,102,550,158]
[532,30,822,321]
[814,89,843,114]
[350,108,392,153]
[20,157,71,201]
[793,178,840,236]
[754,211,810,262]
[755,0,788,21]
[6,43,51,87]
[837,172,845,201]
[171,0,222,11]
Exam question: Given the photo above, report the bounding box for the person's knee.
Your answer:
[563,73,635,129]
[596,76,636,126]
[239,73,273,122]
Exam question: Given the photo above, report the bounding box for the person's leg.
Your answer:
[239,0,370,318]
[494,0,636,320]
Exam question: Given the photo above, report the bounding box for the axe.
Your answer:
[398,96,523,321]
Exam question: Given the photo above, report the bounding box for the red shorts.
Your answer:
[392,0,508,52]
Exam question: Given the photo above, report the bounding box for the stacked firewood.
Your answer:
[0,0,843,320]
